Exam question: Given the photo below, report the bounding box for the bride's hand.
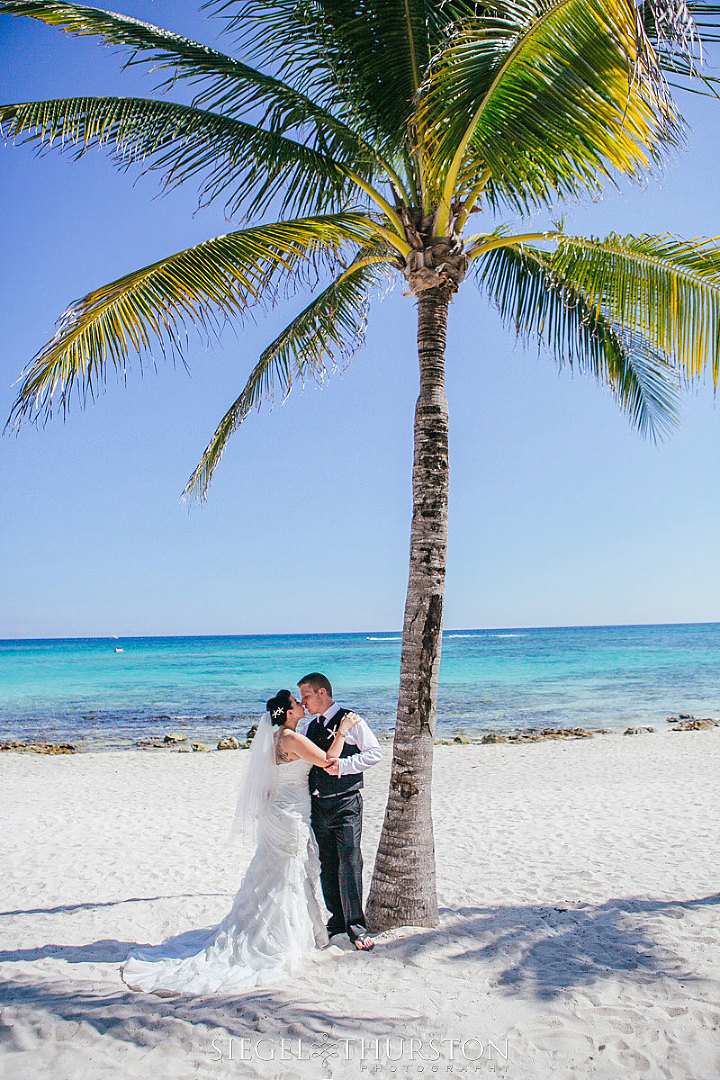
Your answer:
[339,711,360,735]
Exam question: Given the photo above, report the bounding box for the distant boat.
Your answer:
[114,647,124,653]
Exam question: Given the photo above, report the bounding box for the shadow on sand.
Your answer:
[378,892,720,1000]
[0,893,230,919]
[0,891,717,1056]
[0,972,422,1056]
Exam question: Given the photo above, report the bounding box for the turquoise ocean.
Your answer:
[1,623,719,750]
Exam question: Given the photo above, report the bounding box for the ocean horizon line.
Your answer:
[2,619,720,645]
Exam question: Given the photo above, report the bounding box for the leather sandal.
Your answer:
[351,932,375,950]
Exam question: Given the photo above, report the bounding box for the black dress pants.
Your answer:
[311,790,366,937]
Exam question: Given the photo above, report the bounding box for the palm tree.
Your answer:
[2,0,720,931]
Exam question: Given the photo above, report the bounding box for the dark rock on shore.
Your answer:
[136,733,244,750]
[671,717,720,731]
[137,731,191,749]
[624,726,655,735]
[136,734,189,748]
[0,741,77,754]
[440,727,596,746]
[503,728,594,743]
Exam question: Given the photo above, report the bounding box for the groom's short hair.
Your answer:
[298,672,333,697]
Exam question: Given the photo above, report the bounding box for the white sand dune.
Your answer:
[1,728,719,1079]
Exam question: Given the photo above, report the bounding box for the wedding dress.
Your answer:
[120,756,330,995]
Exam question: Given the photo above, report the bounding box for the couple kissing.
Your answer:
[121,672,382,995]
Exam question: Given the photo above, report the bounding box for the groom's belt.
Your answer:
[308,765,364,799]
[311,787,362,799]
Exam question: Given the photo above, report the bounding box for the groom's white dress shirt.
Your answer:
[299,700,382,776]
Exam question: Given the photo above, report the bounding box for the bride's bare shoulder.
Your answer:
[275,729,301,764]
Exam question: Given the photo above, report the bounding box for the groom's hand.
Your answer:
[323,760,340,775]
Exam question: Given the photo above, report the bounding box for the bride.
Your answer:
[120,690,354,994]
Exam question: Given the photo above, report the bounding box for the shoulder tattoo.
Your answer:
[276,732,295,764]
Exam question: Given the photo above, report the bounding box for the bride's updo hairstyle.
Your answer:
[266,689,293,726]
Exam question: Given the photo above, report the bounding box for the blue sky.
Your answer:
[1,2,720,639]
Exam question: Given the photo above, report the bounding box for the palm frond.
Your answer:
[550,233,720,381]
[0,0,372,163]
[642,0,720,95]
[7,214,381,430]
[419,0,681,215]
[642,0,717,56]
[184,252,394,500]
[205,0,438,147]
[204,0,352,117]
[0,96,362,219]
[686,0,720,38]
[476,241,680,439]
[644,0,701,53]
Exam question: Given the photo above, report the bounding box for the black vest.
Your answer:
[306,709,363,797]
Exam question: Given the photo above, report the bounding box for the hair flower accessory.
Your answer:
[272,705,285,720]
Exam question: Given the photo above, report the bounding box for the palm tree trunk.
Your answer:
[366,286,450,932]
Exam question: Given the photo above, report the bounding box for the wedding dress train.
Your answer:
[120,757,329,994]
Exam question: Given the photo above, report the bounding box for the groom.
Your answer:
[298,672,382,951]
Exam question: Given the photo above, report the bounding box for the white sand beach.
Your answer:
[1,728,719,1080]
